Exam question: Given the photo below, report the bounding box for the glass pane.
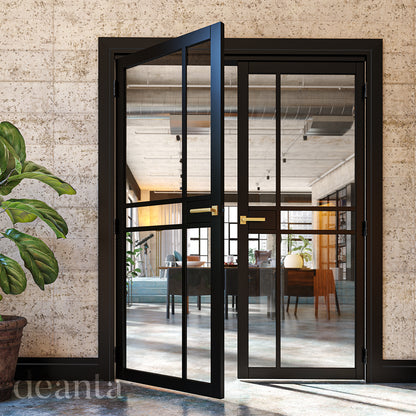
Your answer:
[189,240,199,255]
[229,206,238,223]
[187,227,211,382]
[127,203,182,227]
[281,233,355,367]
[187,42,211,196]
[188,228,199,238]
[229,240,238,256]
[248,240,259,257]
[200,239,208,255]
[225,66,238,194]
[280,75,355,208]
[224,223,229,239]
[229,223,238,239]
[280,210,355,231]
[126,229,182,377]
[126,52,182,201]
[248,235,277,367]
[249,74,276,206]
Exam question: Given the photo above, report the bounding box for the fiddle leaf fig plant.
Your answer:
[0,122,76,321]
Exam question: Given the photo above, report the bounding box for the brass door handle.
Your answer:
[189,205,218,216]
[240,215,266,225]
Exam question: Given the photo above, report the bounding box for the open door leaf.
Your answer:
[1,199,69,238]
[2,228,59,290]
[0,254,27,295]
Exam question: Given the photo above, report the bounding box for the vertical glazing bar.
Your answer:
[276,72,281,368]
[354,61,365,380]
[210,22,224,397]
[116,60,127,371]
[182,47,188,380]
[237,61,249,378]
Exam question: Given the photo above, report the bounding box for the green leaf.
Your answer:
[0,122,26,163]
[2,199,68,238]
[0,140,9,176]
[2,229,58,290]
[0,135,24,179]
[0,254,27,295]
[0,161,76,196]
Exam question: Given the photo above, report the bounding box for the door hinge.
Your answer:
[361,220,367,237]
[362,82,367,100]
[362,347,368,364]
[113,79,119,97]
[114,218,120,234]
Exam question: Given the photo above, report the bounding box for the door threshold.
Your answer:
[238,379,366,384]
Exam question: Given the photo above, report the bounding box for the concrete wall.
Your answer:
[0,0,414,360]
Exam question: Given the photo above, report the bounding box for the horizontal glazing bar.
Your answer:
[279,206,355,211]
[126,198,183,208]
[280,229,355,235]
[126,224,183,232]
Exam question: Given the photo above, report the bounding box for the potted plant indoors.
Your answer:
[283,235,312,268]
[0,122,75,401]
[126,232,142,306]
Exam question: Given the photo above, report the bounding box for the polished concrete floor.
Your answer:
[126,298,355,381]
[2,380,416,415]
[2,301,414,415]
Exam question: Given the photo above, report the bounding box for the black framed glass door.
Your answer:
[237,61,365,379]
[115,22,224,398]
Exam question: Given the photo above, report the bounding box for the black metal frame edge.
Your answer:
[118,368,221,398]
[237,61,249,379]
[354,60,366,380]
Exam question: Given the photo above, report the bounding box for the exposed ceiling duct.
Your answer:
[303,116,355,137]
[126,72,356,193]
[126,87,355,122]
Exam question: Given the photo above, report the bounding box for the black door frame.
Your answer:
[99,36,416,384]
[237,60,365,379]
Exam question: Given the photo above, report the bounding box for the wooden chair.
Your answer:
[284,269,315,316]
[314,269,341,319]
[254,250,271,266]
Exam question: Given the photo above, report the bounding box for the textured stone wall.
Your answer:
[0,0,414,359]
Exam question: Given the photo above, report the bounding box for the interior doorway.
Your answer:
[99,28,384,399]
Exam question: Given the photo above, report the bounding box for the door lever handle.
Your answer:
[190,205,218,216]
[240,215,266,225]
